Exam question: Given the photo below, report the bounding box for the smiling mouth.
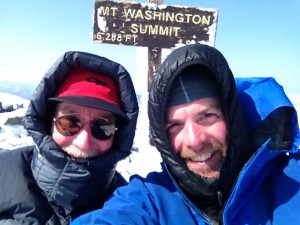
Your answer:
[182,149,224,178]
[188,152,215,163]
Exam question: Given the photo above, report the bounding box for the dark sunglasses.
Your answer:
[53,114,117,141]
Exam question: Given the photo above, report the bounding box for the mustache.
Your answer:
[62,145,99,159]
[179,139,227,160]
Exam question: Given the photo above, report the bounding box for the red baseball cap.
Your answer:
[49,67,127,119]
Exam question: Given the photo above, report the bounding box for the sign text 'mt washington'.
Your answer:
[93,0,218,48]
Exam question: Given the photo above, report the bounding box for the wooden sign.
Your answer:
[93,0,218,48]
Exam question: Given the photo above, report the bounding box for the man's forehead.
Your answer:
[167,97,222,115]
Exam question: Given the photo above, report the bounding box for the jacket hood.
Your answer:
[24,51,139,214]
[148,44,254,204]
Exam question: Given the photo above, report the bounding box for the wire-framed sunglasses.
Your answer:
[53,114,117,141]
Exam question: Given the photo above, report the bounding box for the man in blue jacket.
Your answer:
[72,44,300,225]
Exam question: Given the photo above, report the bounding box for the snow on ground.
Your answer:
[0,92,29,110]
[0,124,34,150]
[117,93,162,180]
[0,93,35,149]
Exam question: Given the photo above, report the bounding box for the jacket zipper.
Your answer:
[218,140,274,224]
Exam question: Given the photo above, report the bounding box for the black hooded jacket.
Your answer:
[148,44,254,222]
[0,51,139,225]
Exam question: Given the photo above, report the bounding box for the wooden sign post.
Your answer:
[93,0,218,88]
[148,0,163,90]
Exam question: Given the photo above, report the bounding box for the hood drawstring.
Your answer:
[217,191,223,206]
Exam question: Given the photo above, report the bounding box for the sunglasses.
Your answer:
[53,114,117,141]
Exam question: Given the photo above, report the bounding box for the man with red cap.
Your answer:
[0,51,139,224]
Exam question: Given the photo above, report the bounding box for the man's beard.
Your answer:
[62,145,99,159]
[179,139,227,179]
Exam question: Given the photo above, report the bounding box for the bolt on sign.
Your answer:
[93,0,218,48]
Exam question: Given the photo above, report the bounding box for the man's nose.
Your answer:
[73,125,92,151]
[184,121,207,149]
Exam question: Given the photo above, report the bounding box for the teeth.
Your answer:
[190,152,212,162]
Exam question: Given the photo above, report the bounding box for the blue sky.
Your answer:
[1,0,300,97]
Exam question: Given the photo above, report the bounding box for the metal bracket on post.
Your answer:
[147,0,163,91]
[148,47,161,90]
